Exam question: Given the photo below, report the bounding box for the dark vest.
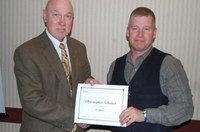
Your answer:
[110,48,172,132]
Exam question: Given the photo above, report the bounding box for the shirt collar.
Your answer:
[126,47,153,65]
[45,28,67,48]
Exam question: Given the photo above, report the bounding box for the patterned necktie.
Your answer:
[59,43,72,96]
[59,43,76,131]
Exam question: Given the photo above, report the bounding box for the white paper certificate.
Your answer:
[74,83,128,127]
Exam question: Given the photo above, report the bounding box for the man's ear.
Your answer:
[126,27,130,41]
[153,28,157,40]
[42,9,47,26]
[42,9,47,22]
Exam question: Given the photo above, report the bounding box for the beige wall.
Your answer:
[0,0,200,131]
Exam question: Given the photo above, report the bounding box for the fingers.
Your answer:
[126,115,133,126]
[77,123,90,129]
[84,78,101,85]
[120,112,132,125]
[120,114,133,126]
[119,107,144,126]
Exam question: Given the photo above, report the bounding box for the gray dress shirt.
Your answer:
[107,48,194,126]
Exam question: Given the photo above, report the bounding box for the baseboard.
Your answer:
[0,107,199,132]
[0,107,22,123]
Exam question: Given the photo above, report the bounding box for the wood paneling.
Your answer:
[1,107,200,132]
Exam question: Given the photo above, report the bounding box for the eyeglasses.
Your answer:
[49,11,74,21]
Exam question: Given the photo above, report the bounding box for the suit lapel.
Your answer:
[67,37,75,87]
[40,32,71,92]
[67,37,80,96]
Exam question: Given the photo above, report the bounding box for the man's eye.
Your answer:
[51,13,60,17]
[130,27,138,30]
[53,13,59,16]
[144,27,151,31]
[64,15,73,20]
[66,15,71,18]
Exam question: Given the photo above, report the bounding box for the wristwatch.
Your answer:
[143,110,147,123]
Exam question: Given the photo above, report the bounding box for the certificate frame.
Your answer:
[74,83,128,127]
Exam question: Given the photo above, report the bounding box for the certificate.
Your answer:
[74,83,128,127]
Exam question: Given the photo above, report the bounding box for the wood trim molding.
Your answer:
[173,120,200,132]
[0,107,200,132]
[0,107,22,123]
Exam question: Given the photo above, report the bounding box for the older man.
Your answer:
[14,0,98,131]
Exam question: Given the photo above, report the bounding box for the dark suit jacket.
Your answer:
[14,31,91,132]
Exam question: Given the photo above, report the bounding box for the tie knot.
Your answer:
[59,43,65,49]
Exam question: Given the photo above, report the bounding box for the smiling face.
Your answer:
[43,0,74,42]
[126,15,157,54]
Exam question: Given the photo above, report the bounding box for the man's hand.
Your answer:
[84,78,101,85]
[119,107,145,126]
[77,123,90,129]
